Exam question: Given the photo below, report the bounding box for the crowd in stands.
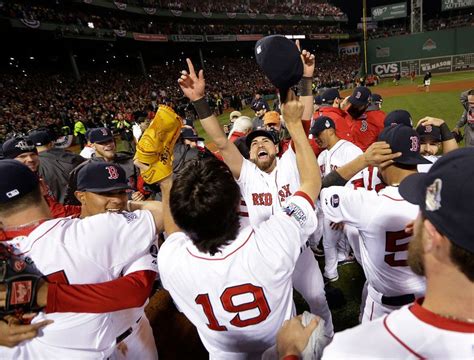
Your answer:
[0,52,360,141]
[1,3,343,35]
[368,13,473,39]
[108,0,345,16]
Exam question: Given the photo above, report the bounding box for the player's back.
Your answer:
[3,211,156,359]
[159,195,317,359]
[357,187,425,296]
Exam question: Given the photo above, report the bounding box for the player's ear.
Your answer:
[75,191,86,205]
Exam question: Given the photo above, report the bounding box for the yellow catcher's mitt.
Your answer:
[135,105,182,184]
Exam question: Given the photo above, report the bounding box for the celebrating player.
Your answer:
[158,85,323,358]
[320,124,429,322]
[0,160,162,358]
[322,148,474,358]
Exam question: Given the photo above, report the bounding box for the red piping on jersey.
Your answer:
[383,315,426,359]
[186,230,254,261]
[2,220,63,257]
[409,298,474,333]
[294,191,315,209]
[239,212,249,217]
[382,194,405,202]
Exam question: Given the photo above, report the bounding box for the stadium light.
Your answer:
[29,56,34,60]
[88,22,94,29]
[10,57,14,60]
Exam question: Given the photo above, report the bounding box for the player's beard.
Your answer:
[407,218,425,276]
[254,153,276,172]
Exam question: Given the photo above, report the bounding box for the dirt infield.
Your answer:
[341,78,474,98]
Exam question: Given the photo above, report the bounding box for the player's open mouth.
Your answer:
[258,150,268,159]
[106,208,120,213]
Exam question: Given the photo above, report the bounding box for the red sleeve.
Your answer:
[294,190,315,210]
[137,175,151,196]
[282,356,300,360]
[351,178,365,189]
[40,179,81,218]
[46,270,156,313]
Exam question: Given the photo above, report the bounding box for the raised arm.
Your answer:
[178,58,243,178]
[282,91,320,201]
[322,142,401,188]
[296,40,315,122]
[417,116,458,154]
[127,200,163,233]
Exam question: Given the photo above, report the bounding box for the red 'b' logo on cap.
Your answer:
[106,166,119,180]
[409,136,419,152]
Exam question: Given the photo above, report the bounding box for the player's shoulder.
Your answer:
[339,139,363,154]
[323,316,390,358]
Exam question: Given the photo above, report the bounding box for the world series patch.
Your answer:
[283,202,307,227]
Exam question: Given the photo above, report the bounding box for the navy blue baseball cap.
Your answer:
[378,124,431,165]
[245,129,279,148]
[28,129,53,146]
[310,116,336,137]
[89,128,114,144]
[371,93,383,104]
[2,137,37,159]
[255,35,303,103]
[181,127,204,142]
[76,162,130,193]
[400,148,474,253]
[416,124,442,142]
[314,95,323,106]
[0,160,38,204]
[384,110,413,128]
[348,87,371,106]
[321,88,340,104]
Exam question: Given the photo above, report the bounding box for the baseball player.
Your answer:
[315,88,352,142]
[343,87,384,151]
[0,160,161,358]
[158,93,321,358]
[363,110,413,192]
[416,116,459,173]
[2,136,81,218]
[88,127,144,201]
[176,57,334,339]
[323,148,474,359]
[320,124,429,322]
[311,116,363,280]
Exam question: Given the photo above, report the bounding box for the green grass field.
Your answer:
[193,71,474,144]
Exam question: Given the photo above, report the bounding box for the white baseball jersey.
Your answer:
[1,210,157,359]
[158,194,317,359]
[418,154,438,173]
[362,166,385,192]
[318,139,363,187]
[320,186,425,297]
[323,299,474,359]
[237,147,300,227]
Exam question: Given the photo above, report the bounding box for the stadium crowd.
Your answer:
[0,53,361,141]
[1,3,344,35]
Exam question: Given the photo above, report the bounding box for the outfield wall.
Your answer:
[368,27,474,77]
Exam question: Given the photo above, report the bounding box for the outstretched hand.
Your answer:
[296,40,315,78]
[281,90,304,125]
[0,314,53,348]
[416,116,445,128]
[178,58,205,102]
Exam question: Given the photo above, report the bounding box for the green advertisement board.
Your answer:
[371,2,407,21]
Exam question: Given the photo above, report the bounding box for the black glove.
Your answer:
[0,244,44,317]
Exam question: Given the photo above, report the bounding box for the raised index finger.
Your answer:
[186,58,196,77]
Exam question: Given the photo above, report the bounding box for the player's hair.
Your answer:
[467,89,474,96]
[170,157,241,255]
[0,187,42,216]
[450,241,474,282]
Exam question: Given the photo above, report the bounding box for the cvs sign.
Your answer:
[372,62,400,77]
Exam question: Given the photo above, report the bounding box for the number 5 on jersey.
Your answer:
[195,283,271,331]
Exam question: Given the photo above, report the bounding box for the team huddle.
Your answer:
[0,36,473,359]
